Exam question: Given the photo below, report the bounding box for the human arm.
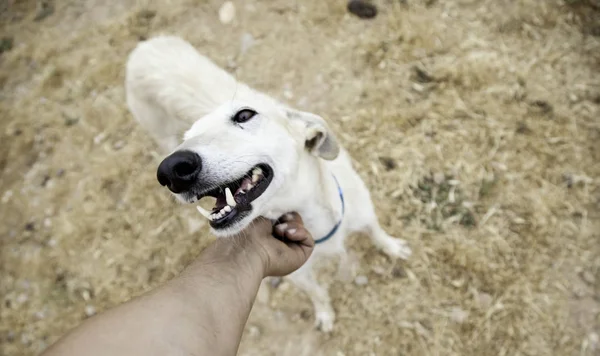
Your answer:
[42,212,314,356]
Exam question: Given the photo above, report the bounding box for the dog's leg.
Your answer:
[336,249,358,282]
[355,190,412,260]
[287,264,335,332]
[366,222,412,259]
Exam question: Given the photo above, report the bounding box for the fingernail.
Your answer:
[287,228,297,235]
[275,223,287,233]
[284,213,295,221]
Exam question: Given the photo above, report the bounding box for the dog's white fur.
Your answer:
[126,36,411,332]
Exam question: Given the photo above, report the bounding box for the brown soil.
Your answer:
[1,0,599,355]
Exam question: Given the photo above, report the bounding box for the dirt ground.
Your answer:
[1,0,599,355]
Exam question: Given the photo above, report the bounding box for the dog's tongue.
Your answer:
[235,177,254,196]
[213,194,227,211]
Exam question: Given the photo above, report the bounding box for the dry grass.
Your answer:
[1,0,599,355]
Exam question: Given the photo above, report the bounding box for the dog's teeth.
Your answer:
[246,184,254,190]
[252,167,262,176]
[224,205,232,213]
[196,206,214,221]
[252,174,259,183]
[225,187,237,207]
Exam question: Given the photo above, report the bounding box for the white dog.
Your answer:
[125,35,411,332]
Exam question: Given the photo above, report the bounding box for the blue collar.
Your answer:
[314,176,345,244]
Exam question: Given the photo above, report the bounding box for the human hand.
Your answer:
[236,212,314,277]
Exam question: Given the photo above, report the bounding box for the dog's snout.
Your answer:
[157,150,202,193]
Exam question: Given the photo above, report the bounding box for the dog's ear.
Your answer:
[286,109,340,160]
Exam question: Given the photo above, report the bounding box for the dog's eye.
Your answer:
[232,109,257,124]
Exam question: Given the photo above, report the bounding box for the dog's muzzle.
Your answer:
[156,150,202,193]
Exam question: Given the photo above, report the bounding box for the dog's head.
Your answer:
[156,100,339,236]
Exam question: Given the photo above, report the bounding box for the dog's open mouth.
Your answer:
[195,164,273,229]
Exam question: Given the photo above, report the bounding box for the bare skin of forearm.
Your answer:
[43,239,264,356]
[43,214,313,356]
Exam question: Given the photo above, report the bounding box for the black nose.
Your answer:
[157,150,202,193]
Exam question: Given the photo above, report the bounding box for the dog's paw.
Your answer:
[315,310,335,332]
[382,237,412,260]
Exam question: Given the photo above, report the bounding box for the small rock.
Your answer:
[56,168,65,177]
[450,279,465,288]
[225,57,237,70]
[449,307,469,323]
[1,190,13,203]
[283,89,294,100]
[94,132,106,144]
[371,265,386,276]
[84,305,96,317]
[240,33,254,55]
[530,100,553,114]
[347,0,378,19]
[43,218,52,228]
[433,172,445,185]
[269,277,283,289]
[516,121,531,134]
[112,140,125,150]
[300,309,313,320]
[412,67,434,83]
[569,93,578,102]
[16,293,28,304]
[219,1,236,24]
[391,265,407,279]
[581,270,595,285]
[24,222,35,231]
[247,325,261,338]
[55,271,66,284]
[355,275,369,286]
[378,156,396,171]
[411,83,425,93]
[476,292,493,309]
[34,310,45,320]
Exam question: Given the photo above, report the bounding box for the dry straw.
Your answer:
[1,0,598,355]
